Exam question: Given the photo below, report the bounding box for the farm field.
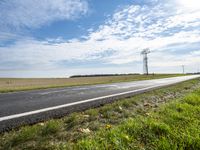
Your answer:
[0,74,185,93]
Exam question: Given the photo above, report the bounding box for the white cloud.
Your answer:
[0,0,88,29]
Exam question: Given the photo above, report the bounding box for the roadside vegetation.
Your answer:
[0,78,199,149]
[0,74,185,93]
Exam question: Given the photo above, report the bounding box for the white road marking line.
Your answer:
[0,84,165,122]
[0,75,199,122]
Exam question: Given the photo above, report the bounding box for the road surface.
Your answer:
[0,75,199,132]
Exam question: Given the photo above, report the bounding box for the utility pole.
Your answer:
[182,65,185,74]
[141,48,150,75]
[197,65,200,74]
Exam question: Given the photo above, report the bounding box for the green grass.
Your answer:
[0,74,185,93]
[75,89,200,150]
[0,78,199,150]
[74,89,200,150]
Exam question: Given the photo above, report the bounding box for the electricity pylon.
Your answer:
[141,48,150,75]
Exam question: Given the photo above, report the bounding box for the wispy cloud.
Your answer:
[0,0,88,30]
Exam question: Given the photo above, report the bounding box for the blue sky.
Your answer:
[0,0,200,77]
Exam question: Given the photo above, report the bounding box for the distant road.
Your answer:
[0,75,199,132]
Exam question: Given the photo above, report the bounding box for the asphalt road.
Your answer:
[0,75,199,132]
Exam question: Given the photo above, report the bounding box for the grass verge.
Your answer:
[0,74,185,93]
[0,78,199,150]
[75,87,200,150]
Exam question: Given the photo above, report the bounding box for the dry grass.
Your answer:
[0,74,184,93]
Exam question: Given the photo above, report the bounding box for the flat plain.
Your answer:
[0,74,184,93]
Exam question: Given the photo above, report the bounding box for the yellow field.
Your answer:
[0,74,184,93]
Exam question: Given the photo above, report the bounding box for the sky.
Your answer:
[0,0,200,78]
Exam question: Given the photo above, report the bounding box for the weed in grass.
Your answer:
[112,105,123,113]
[121,109,131,119]
[85,109,99,121]
[120,100,132,108]
[88,121,100,131]
[183,93,200,106]
[3,126,41,149]
[99,105,113,115]
[65,113,81,130]
[148,121,171,136]
[40,120,61,136]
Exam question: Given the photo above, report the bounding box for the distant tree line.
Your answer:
[69,73,140,78]
[186,72,200,75]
